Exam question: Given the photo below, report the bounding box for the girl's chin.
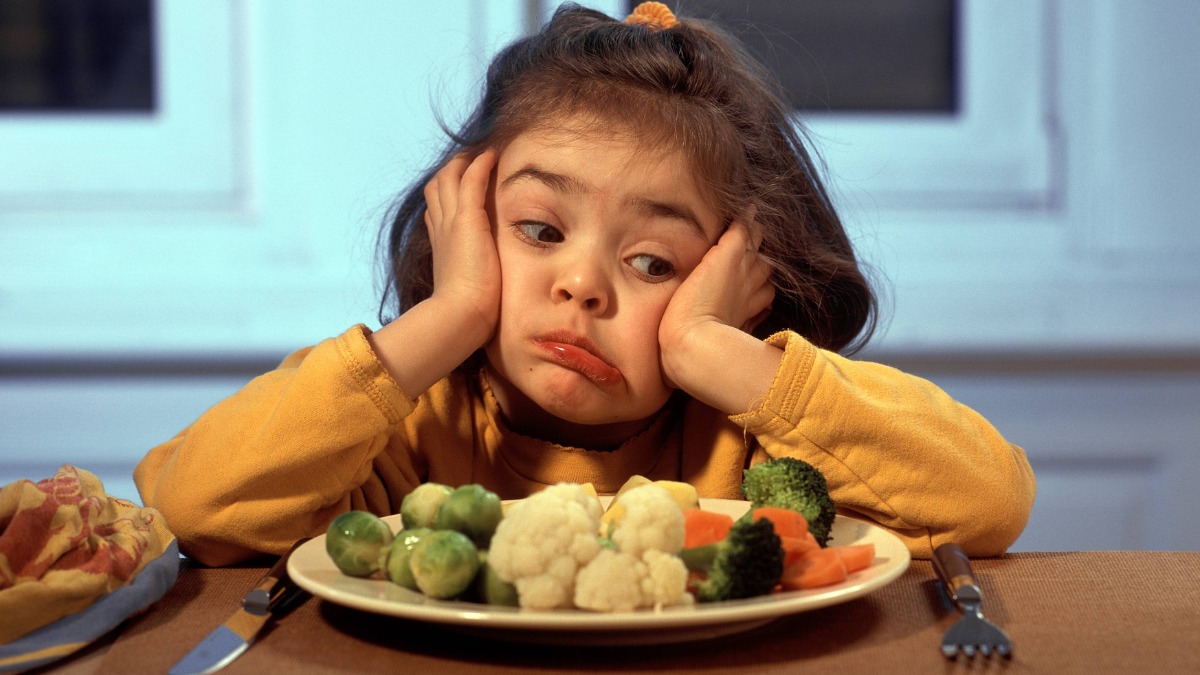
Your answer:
[518,383,632,424]
[485,365,668,429]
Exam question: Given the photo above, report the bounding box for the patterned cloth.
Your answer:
[0,465,177,671]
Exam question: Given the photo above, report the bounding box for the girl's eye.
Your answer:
[629,254,675,280]
[513,221,563,245]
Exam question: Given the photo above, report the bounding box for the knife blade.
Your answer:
[169,537,311,675]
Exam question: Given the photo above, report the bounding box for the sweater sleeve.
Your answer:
[730,331,1036,558]
[134,325,417,565]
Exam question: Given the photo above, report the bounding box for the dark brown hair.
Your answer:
[379,3,876,353]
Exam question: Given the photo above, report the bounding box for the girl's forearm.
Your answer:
[368,296,492,396]
[137,325,413,565]
[667,323,782,415]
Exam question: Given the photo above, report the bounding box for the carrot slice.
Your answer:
[779,534,820,567]
[780,548,847,590]
[750,506,810,539]
[682,508,734,548]
[831,543,875,573]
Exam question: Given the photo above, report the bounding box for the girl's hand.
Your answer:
[368,149,501,395]
[658,218,776,397]
[423,148,501,350]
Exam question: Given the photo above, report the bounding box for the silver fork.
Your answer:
[932,542,1013,658]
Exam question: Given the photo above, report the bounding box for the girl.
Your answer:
[135,3,1035,566]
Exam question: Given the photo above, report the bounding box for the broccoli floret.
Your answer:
[677,517,783,602]
[741,457,836,546]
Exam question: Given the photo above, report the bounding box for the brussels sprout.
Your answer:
[325,510,394,577]
[384,527,433,590]
[400,482,453,530]
[474,551,519,606]
[408,529,480,599]
[433,484,503,547]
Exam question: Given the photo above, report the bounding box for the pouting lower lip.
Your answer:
[533,338,623,386]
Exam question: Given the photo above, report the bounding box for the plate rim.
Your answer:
[288,498,911,633]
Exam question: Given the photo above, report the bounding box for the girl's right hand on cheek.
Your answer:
[424,149,501,349]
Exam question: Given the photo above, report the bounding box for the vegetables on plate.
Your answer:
[399,482,453,530]
[682,507,734,548]
[325,510,395,577]
[433,483,503,548]
[570,484,691,612]
[751,506,820,566]
[678,515,785,602]
[408,529,481,598]
[600,476,697,535]
[485,483,605,609]
[740,457,837,546]
[324,464,876,611]
[604,481,686,558]
[474,550,519,606]
[384,527,432,590]
[574,547,690,612]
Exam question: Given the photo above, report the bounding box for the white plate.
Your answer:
[288,498,910,645]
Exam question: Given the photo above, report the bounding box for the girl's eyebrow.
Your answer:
[501,165,585,195]
[626,196,707,241]
[501,164,708,240]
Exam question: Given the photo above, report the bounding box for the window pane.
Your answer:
[634,0,958,113]
[0,0,156,112]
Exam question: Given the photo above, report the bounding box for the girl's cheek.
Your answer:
[493,230,528,270]
[631,293,674,333]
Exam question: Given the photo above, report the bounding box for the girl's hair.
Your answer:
[379,3,877,354]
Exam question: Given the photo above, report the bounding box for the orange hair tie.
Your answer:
[625,1,679,31]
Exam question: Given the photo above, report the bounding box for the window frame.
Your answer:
[0,1,247,211]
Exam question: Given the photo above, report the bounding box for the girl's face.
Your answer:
[484,122,724,447]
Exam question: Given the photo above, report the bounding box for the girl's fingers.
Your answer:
[750,280,775,314]
[722,215,775,332]
[423,150,502,320]
[749,253,773,287]
[424,177,442,229]
[721,220,772,284]
[739,276,775,332]
[749,223,764,251]
[726,205,762,250]
[719,218,750,246]
[743,203,760,241]
[425,150,495,235]
[458,148,497,217]
[435,153,471,224]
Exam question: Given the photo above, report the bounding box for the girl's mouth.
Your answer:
[532,334,623,387]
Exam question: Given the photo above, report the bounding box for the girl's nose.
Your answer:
[552,264,610,314]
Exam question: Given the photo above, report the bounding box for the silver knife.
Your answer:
[169,538,311,675]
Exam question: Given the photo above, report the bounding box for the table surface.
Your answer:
[42,551,1200,674]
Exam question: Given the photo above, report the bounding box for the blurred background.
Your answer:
[2,0,1198,551]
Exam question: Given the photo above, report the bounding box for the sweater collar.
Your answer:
[478,372,681,493]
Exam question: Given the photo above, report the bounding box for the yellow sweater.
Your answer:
[134,325,1035,566]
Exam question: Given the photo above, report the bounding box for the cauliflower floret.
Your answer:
[641,549,693,608]
[609,484,685,557]
[575,484,692,613]
[487,483,603,609]
[574,548,692,612]
[574,549,646,612]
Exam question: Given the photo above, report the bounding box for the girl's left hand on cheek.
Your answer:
[659,218,774,379]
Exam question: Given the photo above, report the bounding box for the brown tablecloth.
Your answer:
[39,551,1200,674]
